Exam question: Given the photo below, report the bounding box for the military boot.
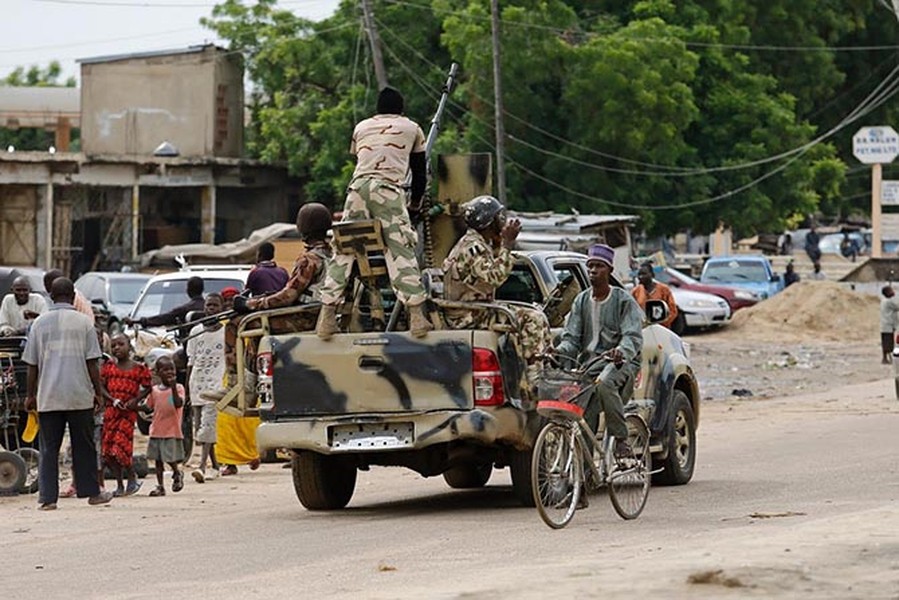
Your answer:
[408,303,433,338]
[316,303,339,340]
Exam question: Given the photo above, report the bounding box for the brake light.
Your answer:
[256,351,273,377]
[472,348,504,406]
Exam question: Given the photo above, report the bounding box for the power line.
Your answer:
[384,0,899,53]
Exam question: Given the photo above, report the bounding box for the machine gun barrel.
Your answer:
[424,62,459,161]
[165,309,237,333]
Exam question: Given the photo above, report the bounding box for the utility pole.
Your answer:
[491,0,507,205]
[361,0,389,90]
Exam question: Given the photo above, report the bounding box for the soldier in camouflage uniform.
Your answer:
[316,87,432,340]
[443,196,552,389]
[207,203,333,403]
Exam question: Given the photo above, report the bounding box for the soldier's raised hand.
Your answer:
[501,218,521,249]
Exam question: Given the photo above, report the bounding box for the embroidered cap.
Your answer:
[586,244,615,268]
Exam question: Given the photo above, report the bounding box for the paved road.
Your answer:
[3,378,898,599]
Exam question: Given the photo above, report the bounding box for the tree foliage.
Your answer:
[204,0,898,236]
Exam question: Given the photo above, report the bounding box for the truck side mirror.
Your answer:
[645,299,669,324]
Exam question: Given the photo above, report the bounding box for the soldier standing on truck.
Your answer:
[315,86,433,341]
[442,195,552,392]
[554,243,643,458]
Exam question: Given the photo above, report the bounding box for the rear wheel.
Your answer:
[443,463,492,489]
[0,450,27,495]
[531,422,581,529]
[609,415,650,520]
[654,390,696,486]
[15,448,39,494]
[291,451,357,510]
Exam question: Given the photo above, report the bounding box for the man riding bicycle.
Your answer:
[553,243,643,459]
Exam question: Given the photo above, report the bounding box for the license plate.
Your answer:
[330,422,414,450]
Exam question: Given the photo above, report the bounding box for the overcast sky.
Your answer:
[1,0,340,83]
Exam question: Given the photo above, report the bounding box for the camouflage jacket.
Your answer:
[443,229,514,304]
[247,241,331,310]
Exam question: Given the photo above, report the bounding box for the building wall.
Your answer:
[0,185,39,265]
[80,47,243,157]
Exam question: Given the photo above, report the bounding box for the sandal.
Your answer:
[60,485,76,499]
[112,487,125,498]
[149,485,166,497]
[220,464,238,476]
[172,471,183,493]
[249,458,261,471]
[124,481,142,497]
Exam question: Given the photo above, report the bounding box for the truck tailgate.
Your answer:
[268,330,475,416]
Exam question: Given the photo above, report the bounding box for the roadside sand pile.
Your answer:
[723,281,880,343]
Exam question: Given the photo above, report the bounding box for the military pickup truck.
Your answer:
[246,250,700,511]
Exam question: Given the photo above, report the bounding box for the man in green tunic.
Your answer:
[555,243,643,456]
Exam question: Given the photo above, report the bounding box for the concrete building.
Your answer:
[0,45,296,275]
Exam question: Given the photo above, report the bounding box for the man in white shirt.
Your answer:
[0,276,48,336]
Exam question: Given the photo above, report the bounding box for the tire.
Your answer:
[291,451,357,510]
[531,422,581,529]
[14,448,39,494]
[609,415,650,520]
[671,311,687,336]
[0,450,27,495]
[509,448,536,507]
[653,390,696,486]
[443,463,493,489]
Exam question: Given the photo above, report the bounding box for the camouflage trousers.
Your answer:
[445,303,552,363]
[319,177,427,307]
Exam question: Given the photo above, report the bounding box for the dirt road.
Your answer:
[2,325,898,599]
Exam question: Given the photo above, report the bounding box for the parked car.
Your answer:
[818,231,867,258]
[0,266,46,300]
[74,271,152,335]
[668,287,731,335]
[128,265,251,336]
[700,255,784,300]
[654,266,759,312]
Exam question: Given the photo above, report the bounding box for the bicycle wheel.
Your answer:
[531,421,582,529]
[608,415,651,520]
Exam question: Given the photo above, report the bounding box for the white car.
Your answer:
[128,265,252,337]
[670,287,731,334]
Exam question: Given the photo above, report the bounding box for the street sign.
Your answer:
[883,180,899,205]
[853,126,899,164]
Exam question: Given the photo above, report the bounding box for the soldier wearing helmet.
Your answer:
[443,196,552,393]
[234,202,333,312]
[316,86,433,340]
[209,203,335,409]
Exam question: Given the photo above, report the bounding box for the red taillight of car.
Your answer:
[472,347,504,406]
[256,351,274,377]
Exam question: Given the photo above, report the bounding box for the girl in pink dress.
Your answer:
[144,355,185,496]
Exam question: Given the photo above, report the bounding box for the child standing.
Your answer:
[145,355,185,496]
[186,293,226,483]
[101,333,152,497]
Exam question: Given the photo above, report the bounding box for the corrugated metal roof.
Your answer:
[0,86,79,115]
[511,211,639,233]
[77,44,227,66]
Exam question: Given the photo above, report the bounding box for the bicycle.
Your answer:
[530,354,651,529]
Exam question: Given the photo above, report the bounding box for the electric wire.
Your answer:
[383,0,899,53]
[379,29,899,211]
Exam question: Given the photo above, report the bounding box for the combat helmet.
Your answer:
[296,203,332,239]
[462,195,505,231]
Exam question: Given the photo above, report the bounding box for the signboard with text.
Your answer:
[882,180,899,205]
[853,126,899,164]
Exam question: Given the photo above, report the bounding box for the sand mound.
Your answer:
[722,281,880,343]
